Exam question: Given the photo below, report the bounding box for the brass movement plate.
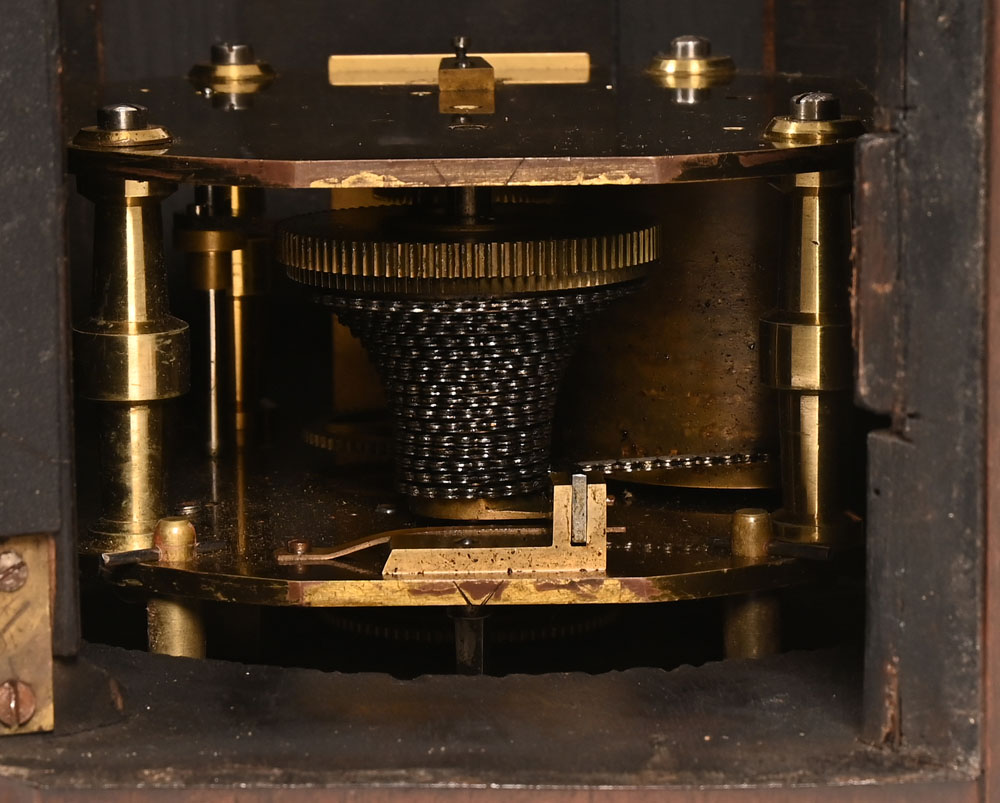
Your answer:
[102,452,812,609]
[67,72,870,188]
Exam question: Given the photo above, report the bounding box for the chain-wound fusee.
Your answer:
[327,288,631,499]
[279,201,659,502]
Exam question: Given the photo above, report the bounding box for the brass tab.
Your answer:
[0,534,54,735]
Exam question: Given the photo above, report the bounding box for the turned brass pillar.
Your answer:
[74,174,189,554]
[761,92,864,547]
[146,517,205,658]
[724,509,780,659]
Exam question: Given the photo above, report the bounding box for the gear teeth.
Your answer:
[278,207,658,296]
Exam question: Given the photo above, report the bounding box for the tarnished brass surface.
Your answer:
[329,52,591,86]
[761,160,860,545]
[65,73,871,188]
[0,535,53,735]
[278,206,658,296]
[74,176,189,554]
[556,181,782,489]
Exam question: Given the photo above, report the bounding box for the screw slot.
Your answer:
[0,680,36,728]
[0,551,28,593]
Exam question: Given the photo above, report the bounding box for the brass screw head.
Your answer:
[0,551,28,593]
[671,35,711,59]
[790,91,841,121]
[154,516,198,563]
[97,103,149,131]
[0,680,36,728]
[287,539,311,555]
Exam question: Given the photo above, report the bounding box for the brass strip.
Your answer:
[0,534,54,735]
[328,52,591,86]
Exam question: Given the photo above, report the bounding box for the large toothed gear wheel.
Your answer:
[277,203,660,501]
[277,206,658,297]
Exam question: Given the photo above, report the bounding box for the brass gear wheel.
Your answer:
[277,206,658,297]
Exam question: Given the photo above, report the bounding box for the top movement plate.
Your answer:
[68,67,872,188]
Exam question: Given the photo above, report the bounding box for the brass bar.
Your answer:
[761,169,856,547]
[327,51,591,86]
[74,176,188,554]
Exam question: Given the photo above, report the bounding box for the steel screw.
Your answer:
[287,539,311,555]
[453,35,470,67]
[211,42,255,66]
[671,35,711,59]
[0,680,36,728]
[0,551,28,593]
[97,103,148,132]
[790,91,841,122]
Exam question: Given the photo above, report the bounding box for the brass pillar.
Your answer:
[760,168,855,545]
[761,92,865,547]
[74,175,189,554]
[147,517,206,658]
[724,509,780,659]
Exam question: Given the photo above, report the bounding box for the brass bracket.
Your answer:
[276,476,614,577]
[384,477,609,576]
[0,534,54,735]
